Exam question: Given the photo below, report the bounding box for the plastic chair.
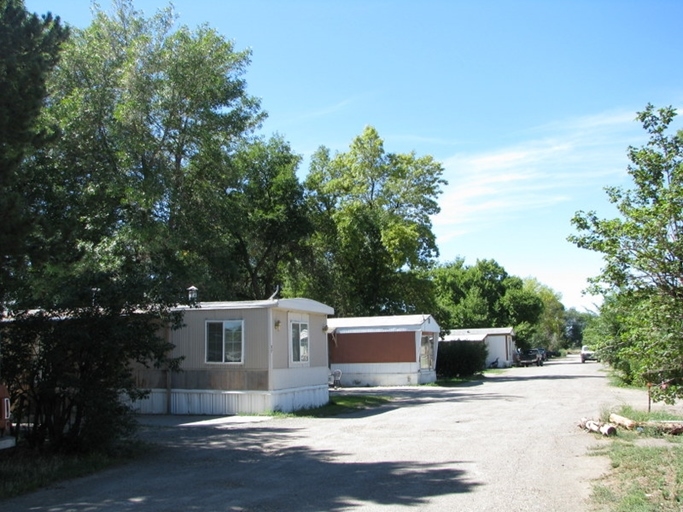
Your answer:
[330,369,342,389]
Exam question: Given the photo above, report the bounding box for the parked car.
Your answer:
[517,348,543,367]
[580,345,597,363]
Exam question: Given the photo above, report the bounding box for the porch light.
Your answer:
[187,286,198,304]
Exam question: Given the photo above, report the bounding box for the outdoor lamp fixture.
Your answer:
[274,319,281,330]
[187,285,198,305]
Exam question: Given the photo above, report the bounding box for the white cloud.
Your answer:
[282,93,374,126]
[432,109,643,236]
[297,98,356,120]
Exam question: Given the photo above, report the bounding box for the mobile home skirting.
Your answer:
[330,362,436,387]
[131,384,329,415]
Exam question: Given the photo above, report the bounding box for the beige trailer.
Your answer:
[134,298,334,415]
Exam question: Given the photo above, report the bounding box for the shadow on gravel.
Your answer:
[486,373,601,383]
[329,394,525,419]
[82,424,481,512]
[329,387,523,415]
[327,364,599,413]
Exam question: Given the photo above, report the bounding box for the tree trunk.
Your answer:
[608,414,683,434]
[609,413,638,429]
[640,421,683,435]
[579,417,617,436]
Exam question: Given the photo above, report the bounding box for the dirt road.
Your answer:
[3,355,675,511]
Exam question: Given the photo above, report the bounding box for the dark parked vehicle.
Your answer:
[516,349,543,367]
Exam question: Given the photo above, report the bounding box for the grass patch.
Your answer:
[591,408,683,511]
[435,373,486,387]
[270,394,392,418]
[612,405,682,423]
[484,368,507,375]
[0,441,151,500]
[604,368,649,393]
[606,371,635,389]
[593,441,683,511]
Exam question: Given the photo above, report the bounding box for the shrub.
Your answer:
[436,341,488,378]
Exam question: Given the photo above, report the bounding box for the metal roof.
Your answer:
[175,298,334,316]
[327,314,440,334]
[442,327,514,342]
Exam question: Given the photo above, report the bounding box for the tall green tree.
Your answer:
[432,259,499,329]
[569,104,683,403]
[564,307,596,348]
[289,126,446,316]
[2,0,264,451]
[223,135,311,299]
[523,278,566,350]
[28,0,264,305]
[0,0,67,305]
[581,294,633,381]
[431,259,543,347]
[157,135,308,302]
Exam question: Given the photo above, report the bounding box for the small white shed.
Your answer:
[442,327,516,368]
[328,315,440,386]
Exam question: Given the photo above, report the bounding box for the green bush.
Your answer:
[436,341,488,378]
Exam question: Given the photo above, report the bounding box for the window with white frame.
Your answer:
[289,314,309,365]
[206,320,244,363]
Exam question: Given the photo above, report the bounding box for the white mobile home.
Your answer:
[442,327,516,368]
[328,315,440,386]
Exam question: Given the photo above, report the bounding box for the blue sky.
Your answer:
[26,0,683,311]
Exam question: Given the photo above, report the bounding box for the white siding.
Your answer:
[330,362,436,387]
[132,385,329,415]
[485,335,515,367]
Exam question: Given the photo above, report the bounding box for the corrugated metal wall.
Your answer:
[330,362,421,387]
[132,385,329,415]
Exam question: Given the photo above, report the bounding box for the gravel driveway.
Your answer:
[4,354,678,512]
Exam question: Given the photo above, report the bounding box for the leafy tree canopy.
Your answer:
[289,126,446,316]
[222,135,311,300]
[0,0,67,303]
[523,278,566,350]
[2,0,265,451]
[569,104,683,403]
[431,259,543,347]
[564,307,596,348]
